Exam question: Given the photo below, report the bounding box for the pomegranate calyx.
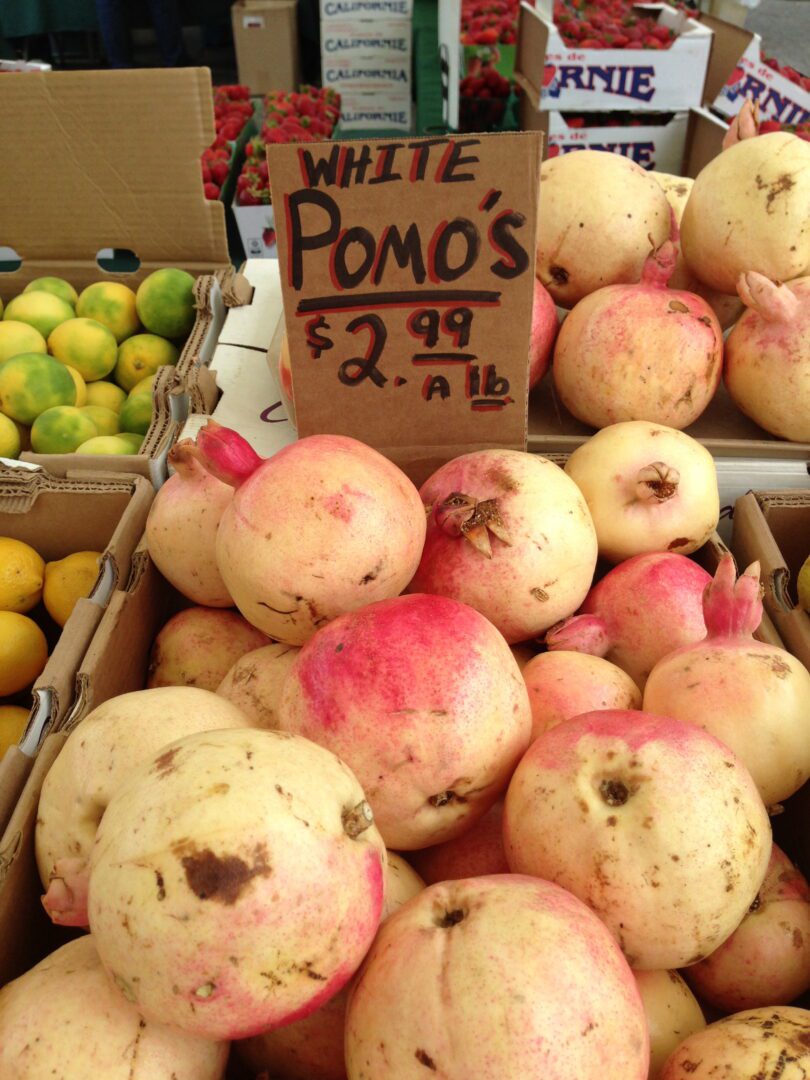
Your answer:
[701,554,763,639]
[193,419,263,489]
[635,462,680,503]
[545,614,611,657]
[435,491,513,559]
[736,272,800,324]
[167,439,208,480]
[640,238,678,289]
[41,858,90,927]
[722,99,760,150]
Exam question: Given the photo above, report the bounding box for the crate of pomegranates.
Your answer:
[516,0,713,111]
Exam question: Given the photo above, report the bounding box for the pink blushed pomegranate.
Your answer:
[193,422,426,645]
[643,556,810,806]
[145,441,234,606]
[684,844,810,1011]
[345,875,650,1079]
[504,709,772,970]
[522,651,641,739]
[552,240,723,430]
[408,800,509,884]
[633,970,705,1080]
[410,449,598,642]
[547,552,713,689]
[87,728,386,1041]
[529,277,558,388]
[147,607,270,692]
[278,594,531,849]
[216,642,300,729]
[236,852,424,1080]
[724,273,810,443]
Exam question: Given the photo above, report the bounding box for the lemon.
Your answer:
[23,276,78,307]
[0,320,47,364]
[129,374,157,397]
[114,333,178,392]
[0,705,30,756]
[0,611,48,695]
[79,405,120,437]
[116,433,144,453]
[76,435,133,455]
[48,317,118,382]
[31,406,99,455]
[0,538,44,612]
[85,380,126,413]
[798,555,810,613]
[0,413,21,459]
[43,551,102,628]
[76,283,140,343]
[3,292,74,339]
[64,365,87,406]
[119,392,153,435]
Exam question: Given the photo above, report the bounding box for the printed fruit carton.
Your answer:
[543,110,690,171]
[708,23,810,126]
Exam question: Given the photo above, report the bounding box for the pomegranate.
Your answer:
[725,273,810,443]
[410,449,598,642]
[36,686,248,927]
[345,875,649,1078]
[643,556,810,806]
[633,970,705,1080]
[504,709,772,970]
[145,440,234,606]
[650,171,742,330]
[216,642,300,729]
[681,131,810,294]
[685,844,810,1011]
[0,937,229,1079]
[193,422,426,645]
[236,852,424,1080]
[659,1007,810,1079]
[408,800,509,884]
[552,240,723,429]
[565,422,720,563]
[522,651,641,740]
[536,149,672,307]
[87,728,386,1040]
[278,593,531,849]
[529,277,558,388]
[547,552,713,690]
[147,607,270,691]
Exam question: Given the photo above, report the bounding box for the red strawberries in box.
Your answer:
[552,0,679,49]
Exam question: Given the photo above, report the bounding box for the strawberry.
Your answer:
[204,182,221,200]
[210,161,229,186]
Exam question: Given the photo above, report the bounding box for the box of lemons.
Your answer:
[76,434,137,455]
[84,380,126,413]
[118,390,153,436]
[0,354,76,424]
[0,611,48,696]
[43,550,102,628]
[64,366,86,406]
[48,317,117,382]
[3,292,74,339]
[0,705,30,757]
[79,405,119,437]
[23,276,78,307]
[0,320,47,364]
[135,268,195,339]
[0,413,21,459]
[30,406,99,455]
[76,282,139,343]
[0,537,44,613]
[114,333,178,392]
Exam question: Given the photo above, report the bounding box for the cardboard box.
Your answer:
[336,91,413,130]
[0,464,153,836]
[731,491,810,671]
[322,58,412,93]
[321,18,413,63]
[232,201,278,260]
[539,110,689,171]
[231,0,301,94]
[515,0,713,112]
[0,68,230,485]
[320,0,414,20]
[703,15,810,126]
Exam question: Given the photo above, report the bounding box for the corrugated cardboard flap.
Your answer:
[700,13,752,104]
[0,68,227,277]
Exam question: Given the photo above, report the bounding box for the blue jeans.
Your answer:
[95,0,185,68]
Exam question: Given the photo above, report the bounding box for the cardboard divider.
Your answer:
[731,491,810,670]
[0,466,154,836]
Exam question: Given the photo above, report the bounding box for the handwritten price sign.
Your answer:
[267,133,541,478]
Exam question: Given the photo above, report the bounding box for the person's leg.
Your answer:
[94,0,133,68]
[146,0,186,66]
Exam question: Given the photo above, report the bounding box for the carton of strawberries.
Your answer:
[201,85,254,202]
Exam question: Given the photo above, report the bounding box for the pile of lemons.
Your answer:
[0,537,102,755]
[0,268,196,460]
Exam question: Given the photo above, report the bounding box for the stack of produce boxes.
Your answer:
[515,0,714,172]
[320,0,413,132]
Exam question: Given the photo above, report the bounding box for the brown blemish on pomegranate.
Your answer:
[360,562,383,586]
[180,843,271,904]
[436,908,466,928]
[668,300,690,314]
[755,172,796,212]
[600,779,629,806]
[668,537,692,550]
[154,747,180,776]
[606,815,617,827]
[793,928,804,949]
[550,264,569,285]
[415,1049,437,1070]
[531,587,549,602]
[429,789,467,808]
[155,870,166,901]
[680,1062,701,1074]
[486,466,518,492]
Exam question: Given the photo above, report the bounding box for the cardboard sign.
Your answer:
[267,132,541,480]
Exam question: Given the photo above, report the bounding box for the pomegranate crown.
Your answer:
[190,420,263,489]
[702,554,763,639]
[545,614,611,656]
[736,272,800,323]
